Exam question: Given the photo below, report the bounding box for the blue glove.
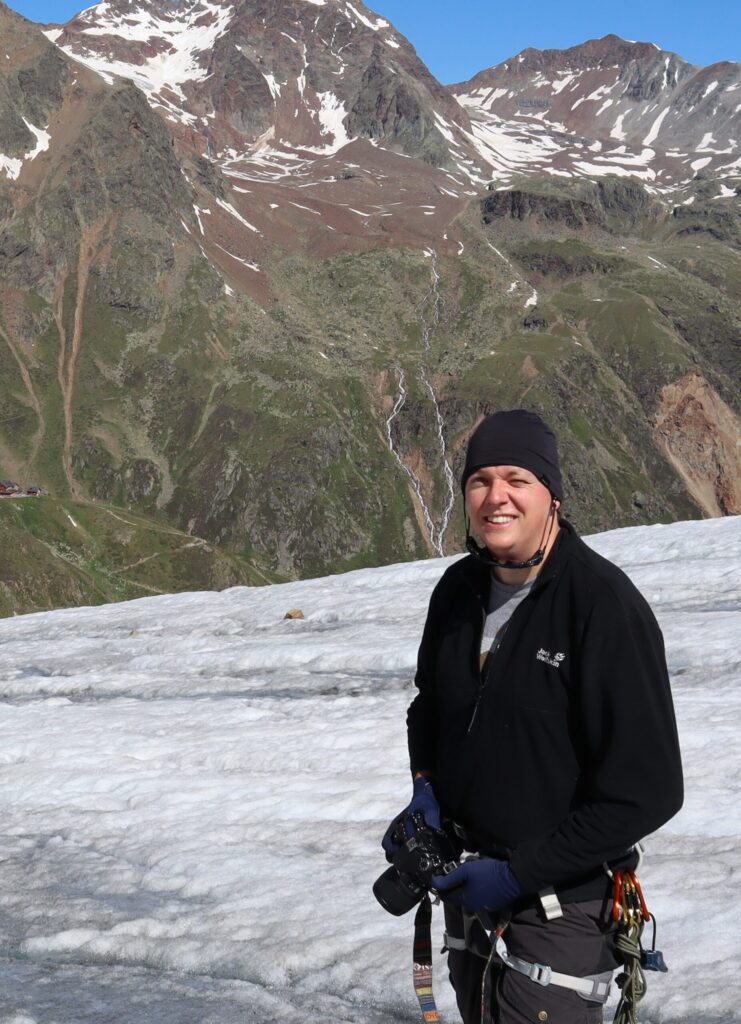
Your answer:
[381,776,441,860]
[431,858,522,912]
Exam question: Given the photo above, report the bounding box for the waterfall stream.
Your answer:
[385,253,456,556]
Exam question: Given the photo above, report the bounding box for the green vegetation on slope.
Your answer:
[2,144,739,590]
[0,496,270,618]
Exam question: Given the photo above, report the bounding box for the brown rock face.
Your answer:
[654,372,741,516]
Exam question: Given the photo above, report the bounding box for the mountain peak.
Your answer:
[48,0,469,162]
[452,34,739,186]
[40,3,741,193]
[464,35,691,85]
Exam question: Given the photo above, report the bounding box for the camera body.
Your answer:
[373,811,459,916]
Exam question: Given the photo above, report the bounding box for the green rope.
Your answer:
[613,921,647,1024]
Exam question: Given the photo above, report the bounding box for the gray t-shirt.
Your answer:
[479,575,534,671]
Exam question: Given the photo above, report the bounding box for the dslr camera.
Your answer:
[373,810,459,916]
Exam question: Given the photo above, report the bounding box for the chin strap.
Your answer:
[465,534,545,570]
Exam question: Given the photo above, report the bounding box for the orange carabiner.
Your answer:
[630,872,651,922]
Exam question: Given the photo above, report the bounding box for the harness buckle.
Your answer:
[528,962,553,987]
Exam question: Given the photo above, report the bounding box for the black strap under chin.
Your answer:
[465,535,545,570]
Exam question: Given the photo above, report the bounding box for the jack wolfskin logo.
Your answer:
[537,648,566,668]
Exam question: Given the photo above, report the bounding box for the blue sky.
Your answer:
[6,0,740,83]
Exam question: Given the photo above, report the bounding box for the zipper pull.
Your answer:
[467,691,482,733]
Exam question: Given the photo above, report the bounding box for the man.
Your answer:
[383,409,683,1024]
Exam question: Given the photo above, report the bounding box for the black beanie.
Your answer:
[461,410,563,501]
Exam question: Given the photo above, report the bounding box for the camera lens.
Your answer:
[372,866,424,917]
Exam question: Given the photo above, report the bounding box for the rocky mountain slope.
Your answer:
[0,0,739,596]
[46,0,469,164]
[454,35,741,186]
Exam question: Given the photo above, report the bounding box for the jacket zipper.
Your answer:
[465,570,555,734]
[467,609,504,733]
[467,642,504,732]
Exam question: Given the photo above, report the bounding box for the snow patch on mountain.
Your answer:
[462,116,567,178]
[313,91,351,152]
[56,0,233,114]
[24,120,51,158]
[193,205,209,234]
[551,72,578,94]
[453,38,741,189]
[432,111,457,144]
[263,73,282,100]
[0,152,22,179]
[691,156,713,171]
[344,2,389,31]
[610,112,627,140]
[213,242,261,271]
[0,119,51,180]
[643,108,669,146]
[215,197,262,234]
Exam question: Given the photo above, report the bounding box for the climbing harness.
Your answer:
[409,869,668,1024]
[611,869,668,1024]
[492,927,613,1002]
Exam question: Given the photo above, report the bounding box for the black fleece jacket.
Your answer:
[406,521,684,895]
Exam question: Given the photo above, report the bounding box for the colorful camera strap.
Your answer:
[413,895,441,1023]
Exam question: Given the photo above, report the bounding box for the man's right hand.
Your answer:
[381,775,441,861]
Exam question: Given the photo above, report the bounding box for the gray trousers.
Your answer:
[444,898,619,1024]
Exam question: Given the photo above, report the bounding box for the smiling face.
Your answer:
[464,464,560,570]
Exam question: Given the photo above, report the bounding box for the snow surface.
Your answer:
[0,517,739,1022]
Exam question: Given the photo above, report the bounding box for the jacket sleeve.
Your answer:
[509,581,684,893]
[406,577,446,777]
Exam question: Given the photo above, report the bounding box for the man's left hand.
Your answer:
[431,858,522,912]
